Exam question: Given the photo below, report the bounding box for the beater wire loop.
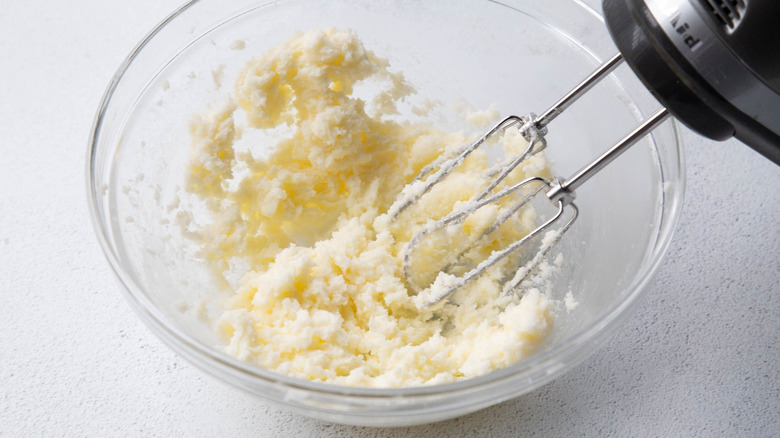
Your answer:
[393,52,671,307]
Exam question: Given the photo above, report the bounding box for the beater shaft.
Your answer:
[534,52,625,130]
[547,107,671,205]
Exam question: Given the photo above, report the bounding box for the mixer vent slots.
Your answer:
[704,0,747,31]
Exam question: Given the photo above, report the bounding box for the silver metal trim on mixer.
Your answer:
[645,0,780,136]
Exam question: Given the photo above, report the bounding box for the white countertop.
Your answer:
[2,1,778,436]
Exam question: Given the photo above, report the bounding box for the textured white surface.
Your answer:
[1,0,778,436]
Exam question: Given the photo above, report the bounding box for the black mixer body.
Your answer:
[603,0,780,164]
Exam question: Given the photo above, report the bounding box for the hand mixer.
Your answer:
[389,0,780,306]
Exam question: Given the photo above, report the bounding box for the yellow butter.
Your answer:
[185,28,555,387]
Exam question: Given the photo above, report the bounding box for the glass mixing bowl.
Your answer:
[87,0,684,426]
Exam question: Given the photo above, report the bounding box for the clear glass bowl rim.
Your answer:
[85,0,686,412]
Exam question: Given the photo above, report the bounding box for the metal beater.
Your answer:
[391,0,780,306]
